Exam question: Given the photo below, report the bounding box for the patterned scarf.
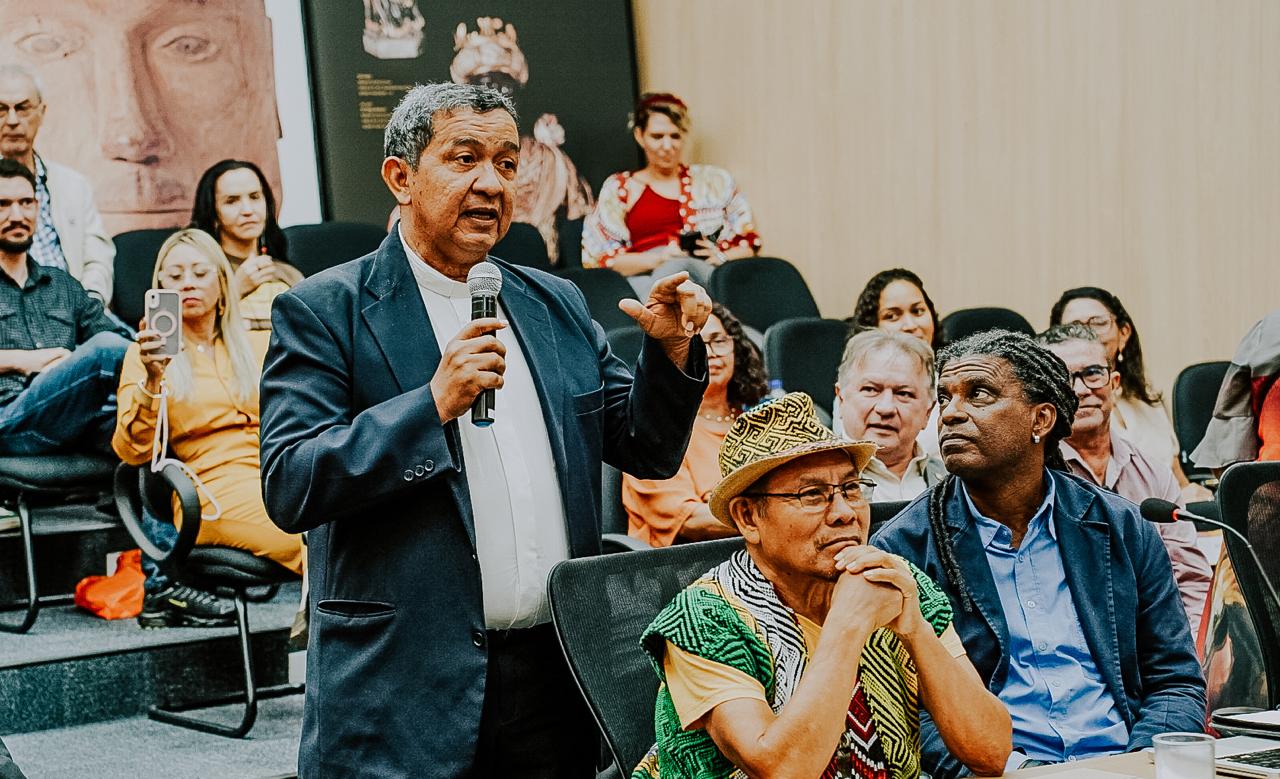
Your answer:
[634,549,952,779]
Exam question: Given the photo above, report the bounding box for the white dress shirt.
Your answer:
[401,230,570,629]
[863,444,934,502]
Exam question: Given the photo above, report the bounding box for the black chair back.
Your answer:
[491,222,552,271]
[549,537,745,773]
[557,268,640,333]
[708,257,819,335]
[1217,461,1280,707]
[557,217,584,268]
[939,307,1035,345]
[111,228,179,326]
[282,221,387,278]
[1173,361,1231,477]
[763,318,850,415]
[605,326,644,369]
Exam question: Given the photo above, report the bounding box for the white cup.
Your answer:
[1153,732,1215,779]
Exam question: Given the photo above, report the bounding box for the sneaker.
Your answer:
[137,583,236,628]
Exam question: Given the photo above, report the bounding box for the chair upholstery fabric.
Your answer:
[708,257,819,335]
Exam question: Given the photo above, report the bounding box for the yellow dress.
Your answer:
[112,331,303,574]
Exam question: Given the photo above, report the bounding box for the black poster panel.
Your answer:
[303,1,639,263]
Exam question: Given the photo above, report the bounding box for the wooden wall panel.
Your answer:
[632,0,1280,392]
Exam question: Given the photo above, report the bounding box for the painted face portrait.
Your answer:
[0,0,282,234]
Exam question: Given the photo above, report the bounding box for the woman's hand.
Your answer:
[693,238,728,266]
[136,326,173,386]
[233,254,275,297]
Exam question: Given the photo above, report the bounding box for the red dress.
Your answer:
[624,186,683,255]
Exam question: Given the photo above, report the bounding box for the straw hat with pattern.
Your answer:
[708,392,877,524]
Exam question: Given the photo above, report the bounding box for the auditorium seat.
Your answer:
[0,455,116,633]
[557,217,584,268]
[282,221,387,278]
[1173,361,1231,484]
[939,307,1035,345]
[708,257,820,335]
[114,463,302,737]
[604,326,644,368]
[491,221,553,272]
[557,268,640,333]
[600,463,646,553]
[763,317,851,416]
[111,228,179,327]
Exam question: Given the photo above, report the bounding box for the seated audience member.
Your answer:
[0,65,114,304]
[851,268,944,349]
[1194,307,1280,468]
[625,304,767,545]
[634,392,1010,778]
[189,160,302,330]
[114,229,303,627]
[1039,324,1212,629]
[1050,287,1211,503]
[582,93,761,295]
[835,329,945,501]
[872,331,1207,778]
[0,158,128,457]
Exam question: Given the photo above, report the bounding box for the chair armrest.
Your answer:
[113,462,203,571]
[601,532,651,554]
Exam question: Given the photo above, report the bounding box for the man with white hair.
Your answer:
[835,329,946,501]
[0,65,114,304]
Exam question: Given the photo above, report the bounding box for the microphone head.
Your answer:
[1139,497,1179,524]
[466,261,503,298]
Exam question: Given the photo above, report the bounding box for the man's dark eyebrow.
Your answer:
[447,137,520,154]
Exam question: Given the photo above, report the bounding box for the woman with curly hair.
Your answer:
[625,303,767,546]
[851,268,943,348]
[1050,286,1212,502]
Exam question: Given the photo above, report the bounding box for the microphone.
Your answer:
[1140,498,1280,617]
[466,262,503,427]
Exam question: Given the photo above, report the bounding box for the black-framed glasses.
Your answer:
[1069,315,1115,334]
[702,335,734,357]
[0,102,41,121]
[1068,364,1111,390]
[744,479,876,512]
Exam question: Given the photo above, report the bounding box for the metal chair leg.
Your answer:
[0,497,40,634]
[148,591,304,738]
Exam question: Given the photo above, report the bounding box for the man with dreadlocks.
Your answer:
[871,331,1205,778]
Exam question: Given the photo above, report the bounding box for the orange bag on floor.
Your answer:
[75,549,145,619]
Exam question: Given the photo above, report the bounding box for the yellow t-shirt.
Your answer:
[662,614,966,729]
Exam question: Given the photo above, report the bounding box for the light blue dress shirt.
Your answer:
[963,475,1129,766]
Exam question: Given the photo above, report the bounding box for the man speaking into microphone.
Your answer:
[259,83,710,778]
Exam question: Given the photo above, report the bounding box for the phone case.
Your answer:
[144,289,183,357]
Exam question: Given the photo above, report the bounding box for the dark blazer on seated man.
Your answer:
[261,236,706,776]
[872,470,1207,779]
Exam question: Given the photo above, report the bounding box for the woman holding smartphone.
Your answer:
[114,229,303,628]
[190,159,302,330]
[582,93,762,295]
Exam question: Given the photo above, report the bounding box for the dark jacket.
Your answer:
[259,233,706,778]
[871,470,1206,779]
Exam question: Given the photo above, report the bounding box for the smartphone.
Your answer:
[144,289,182,357]
[678,230,701,255]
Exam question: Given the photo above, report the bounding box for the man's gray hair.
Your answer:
[0,64,46,102]
[1035,322,1100,347]
[836,329,936,393]
[383,82,517,166]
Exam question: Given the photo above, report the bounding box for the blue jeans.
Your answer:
[0,332,130,456]
[140,506,178,593]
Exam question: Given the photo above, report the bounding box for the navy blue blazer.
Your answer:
[259,233,706,778]
[871,470,1206,779]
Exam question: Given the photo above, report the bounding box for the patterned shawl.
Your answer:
[632,549,952,779]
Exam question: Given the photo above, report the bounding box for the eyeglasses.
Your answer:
[1068,364,1112,389]
[745,479,876,512]
[1069,315,1114,334]
[0,102,41,121]
[701,335,734,357]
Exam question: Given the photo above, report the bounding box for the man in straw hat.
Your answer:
[633,392,1011,779]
